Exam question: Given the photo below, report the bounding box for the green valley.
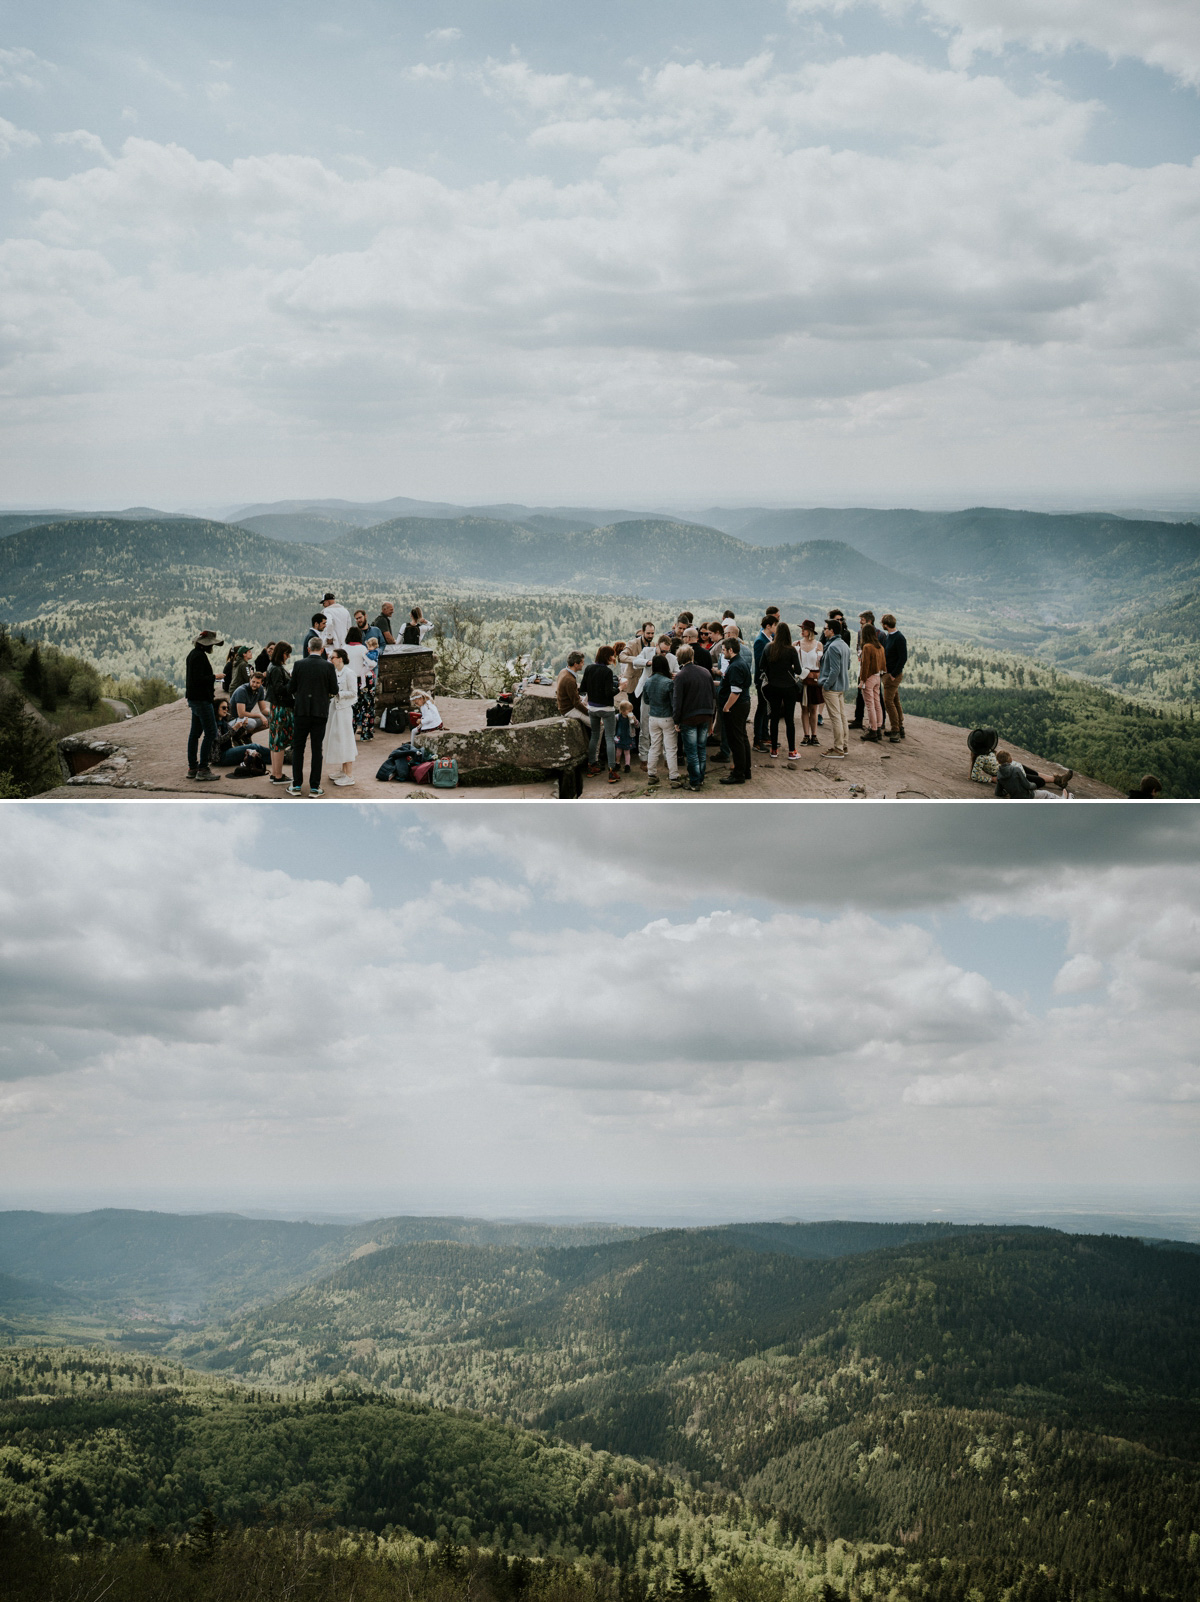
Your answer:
[2,1213,1197,1602]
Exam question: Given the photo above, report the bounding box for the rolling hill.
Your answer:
[0,1209,642,1321]
[322,516,932,604]
[5,1215,1199,1601]
[703,505,1200,606]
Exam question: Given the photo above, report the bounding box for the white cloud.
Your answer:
[53,129,111,160]
[0,812,1197,1209]
[1052,953,1105,994]
[0,45,53,92]
[787,0,1200,85]
[4,45,1194,487]
[0,116,38,158]
[425,28,462,43]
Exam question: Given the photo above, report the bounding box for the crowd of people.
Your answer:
[181,593,1135,799]
[554,607,908,790]
[183,591,433,794]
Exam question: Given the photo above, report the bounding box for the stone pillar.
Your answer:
[376,646,437,716]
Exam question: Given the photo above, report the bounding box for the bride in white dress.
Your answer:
[324,649,359,785]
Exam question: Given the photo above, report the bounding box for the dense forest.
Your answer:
[3,1218,1197,1600]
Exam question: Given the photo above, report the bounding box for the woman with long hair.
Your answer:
[581,644,621,781]
[858,623,886,742]
[264,641,294,784]
[762,621,804,759]
[797,619,824,746]
[344,626,375,742]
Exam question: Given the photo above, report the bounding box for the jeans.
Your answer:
[292,712,328,790]
[588,708,618,770]
[680,722,710,785]
[647,715,679,779]
[215,742,268,767]
[187,699,218,769]
[822,689,849,753]
[724,697,751,779]
[884,671,904,731]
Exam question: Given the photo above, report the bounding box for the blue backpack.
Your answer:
[431,758,458,789]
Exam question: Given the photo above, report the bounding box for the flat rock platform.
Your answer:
[40,693,1122,801]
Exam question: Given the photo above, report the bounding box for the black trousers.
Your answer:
[854,688,865,724]
[292,712,328,790]
[724,697,751,779]
[766,686,798,752]
[753,686,770,746]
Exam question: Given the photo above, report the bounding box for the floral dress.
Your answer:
[264,662,294,753]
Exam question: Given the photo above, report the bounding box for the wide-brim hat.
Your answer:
[194,630,224,647]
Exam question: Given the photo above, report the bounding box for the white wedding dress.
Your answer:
[323,665,358,769]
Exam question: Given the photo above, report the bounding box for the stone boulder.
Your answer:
[425,715,588,786]
[510,685,561,723]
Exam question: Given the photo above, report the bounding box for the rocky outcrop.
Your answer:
[425,715,588,786]
[510,686,561,723]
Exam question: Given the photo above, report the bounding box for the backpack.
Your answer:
[379,705,409,733]
[410,761,435,785]
[431,757,458,788]
[486,704,513,726]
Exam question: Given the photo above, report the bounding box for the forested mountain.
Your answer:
[189,1227,1200,1471]
[4,1223,1198,1602]
[319,517,931,604]
[702,506,1200,606]
[0,1210,642,1320]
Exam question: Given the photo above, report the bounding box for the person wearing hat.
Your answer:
[185,629,223,781]
[321,590,352,651]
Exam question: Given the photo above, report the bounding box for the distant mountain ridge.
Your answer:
[0,513,936,616]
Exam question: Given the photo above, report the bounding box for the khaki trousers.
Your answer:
[823,690,849,754]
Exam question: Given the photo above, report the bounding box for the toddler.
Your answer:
[614,698,639,771]
[411,688,444,733]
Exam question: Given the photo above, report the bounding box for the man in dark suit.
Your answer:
[288,637,339,796]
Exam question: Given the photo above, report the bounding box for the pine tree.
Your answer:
[21,644,42,699]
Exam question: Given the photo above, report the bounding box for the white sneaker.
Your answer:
[332,775,355,786]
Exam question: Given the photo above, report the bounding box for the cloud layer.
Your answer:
[0,808,1195,1210]
[0,14,1197,501]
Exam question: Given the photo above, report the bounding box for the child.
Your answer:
[615,698,639,771]
[411,688,444,733]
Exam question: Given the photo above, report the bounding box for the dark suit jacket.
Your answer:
[290,654,338,720]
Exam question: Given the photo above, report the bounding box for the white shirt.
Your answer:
[418,698,442,730]
[344,641,369,687]
[322,602,352,649]
[799,641,823,675]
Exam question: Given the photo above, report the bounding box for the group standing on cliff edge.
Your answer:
[178,593,1116,798]
[552,607,906,791]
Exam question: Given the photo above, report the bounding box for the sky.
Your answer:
[0,0,1198,509]
[2,803,1197,1231]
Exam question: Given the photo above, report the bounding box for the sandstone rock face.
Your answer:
[426,715,588,786]
[510,686,561,724]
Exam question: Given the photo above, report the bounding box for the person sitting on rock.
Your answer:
[411,688,443,733]
[994,751,1073,798]
[228,672,270,734]
[556,653,589,721]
